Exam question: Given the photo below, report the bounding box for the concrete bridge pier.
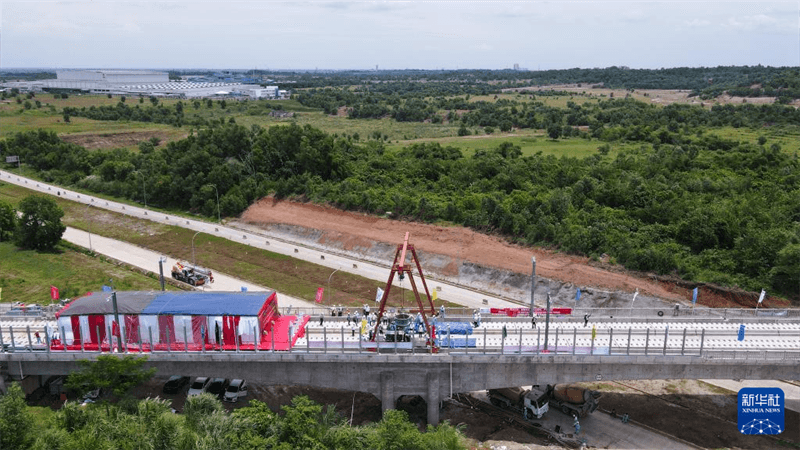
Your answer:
[426,371,440,425]
[380,371,394,414]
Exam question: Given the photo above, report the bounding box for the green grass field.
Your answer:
[705,125,800,154]
[0,182,444,308]
[0,241,169,305]
[385,131,631,158]
[6,92,797,157]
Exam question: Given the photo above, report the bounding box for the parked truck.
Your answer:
[488,384,601,419]
[171,262,214,286]
[487,387,549,419]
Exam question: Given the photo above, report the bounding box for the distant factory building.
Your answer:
[6,69,285,99]
[56,70,169,84]
[237,86,279,99]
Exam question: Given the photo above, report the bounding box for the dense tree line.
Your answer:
[62,101,195,127]
[0,383,465,450]
[285,66,800,99]
[3,96,800,297]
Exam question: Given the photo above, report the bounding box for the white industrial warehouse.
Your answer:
[5,70,286,99]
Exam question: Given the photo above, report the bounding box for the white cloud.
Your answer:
[723,13,781,31]
[684,19,711,28]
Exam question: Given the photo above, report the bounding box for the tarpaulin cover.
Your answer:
[437,336,476,348]
[58,291,161,316]
[441,322,473,335]
[141,291,276,316]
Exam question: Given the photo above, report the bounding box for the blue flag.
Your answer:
[692,287,698,305]
[102,285,112,292]
[241,286,248,292]
[576,288,581,303]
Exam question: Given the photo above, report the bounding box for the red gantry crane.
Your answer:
[370,232,437,349]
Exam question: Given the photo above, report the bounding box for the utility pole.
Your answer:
[110,291,123,351]
[158,257,167,291]
[327,267,340,304]
[529,256,536,316]
[544,291,551,351]
[86,204,93,253]
[192,230,201,268]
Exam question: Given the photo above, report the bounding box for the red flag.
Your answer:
[315,287,324,303]
[50,286,60,300]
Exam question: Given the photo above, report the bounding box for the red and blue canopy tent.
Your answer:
[53,291,307,351]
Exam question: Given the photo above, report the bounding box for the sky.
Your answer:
[1,1,799,70]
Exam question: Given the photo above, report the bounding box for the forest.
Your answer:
[0,383,465,450]
[2,90,800,297]
[261,66,800,100]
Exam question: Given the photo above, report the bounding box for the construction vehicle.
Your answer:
[171,261,214,286]
[487,387,549,419]
[488,384,601,419]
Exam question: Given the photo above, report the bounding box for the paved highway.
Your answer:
[61,227,317,308]
[1,170,521,310]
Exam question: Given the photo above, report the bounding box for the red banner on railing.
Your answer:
[315,287,324,303]
[489,307,573,316]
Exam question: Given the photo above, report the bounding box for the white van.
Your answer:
[187,377,211,397]
[223,379,248,403]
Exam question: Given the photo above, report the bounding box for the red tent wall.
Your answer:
[88,315,105,345]
[191,316,209,344]
[124,315,140,344]
[222,316,239,346]
[158,315,176,344]
[257,292,279,332]
[71,315,81,344]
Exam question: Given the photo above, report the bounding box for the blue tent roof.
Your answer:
[140,291,275,316]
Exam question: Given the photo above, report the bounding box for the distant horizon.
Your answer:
[3,2,798,70]
[3,64,799,73]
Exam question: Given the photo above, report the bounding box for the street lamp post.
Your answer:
[158,257,167,291]
[206,184,220,223]
[327,267,340,304]
[86,204,93,253]
[192,230,201,268]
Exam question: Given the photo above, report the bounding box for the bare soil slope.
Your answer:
[242,197,683,301]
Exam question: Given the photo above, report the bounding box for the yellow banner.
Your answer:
[432,289,437,302]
